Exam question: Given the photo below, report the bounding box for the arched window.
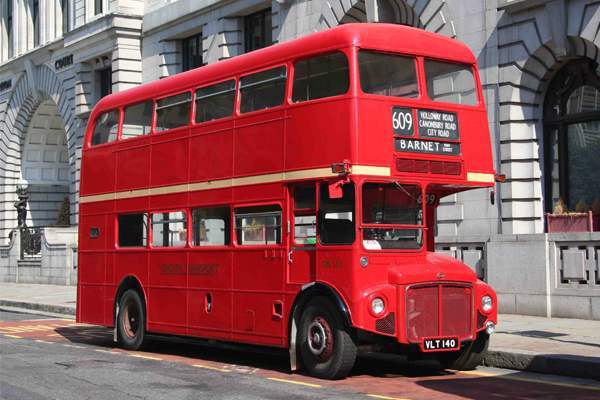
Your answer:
[544,58,600,213]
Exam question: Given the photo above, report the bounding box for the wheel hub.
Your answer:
[123,303,140,339]
[307,317,333,362]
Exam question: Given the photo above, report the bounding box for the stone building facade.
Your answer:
[1,0,599,318]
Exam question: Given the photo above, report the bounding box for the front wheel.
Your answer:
[435,331,490,370]
[298,296,357,379]
[117,289,153,351]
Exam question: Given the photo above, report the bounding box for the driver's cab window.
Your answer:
[319,181,356,245]
[361,182,424,250]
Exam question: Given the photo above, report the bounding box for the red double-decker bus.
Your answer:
[77,23,498,379]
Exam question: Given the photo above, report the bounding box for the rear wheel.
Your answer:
[117,289,153,351]
[298,296,357,379]
[435,331,490,370]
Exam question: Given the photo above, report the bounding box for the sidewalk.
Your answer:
[1,282,599,380]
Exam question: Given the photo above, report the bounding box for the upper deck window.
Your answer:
[91,110,119,146]
[195,80,236,123]
[358,51,418,98]
[424,60,477,106]
[240,66,286,114]
[122,101,153,140]
[292,53,350,102]
[155,92,192,132]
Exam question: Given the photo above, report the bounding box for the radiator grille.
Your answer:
[477,310,487,330]
[396,158,462,176]
[375,312,396,335]
[407,284,473,343]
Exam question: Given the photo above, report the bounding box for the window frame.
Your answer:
[120,99,155,141]
[149,210,189,249]
[358,178,426,253]
[290,50,352,104]
[153,90,193,134]
[318,180,357,246]
[191,206,232,248]
[292,184,317,246]
[237,64,288,116]
[233,203,284,247]
[192,78,238,125]
[244,9,272,53]
[89,108,122,148]
[356,49,422,102]
[182,32,204,72]
[422,58,480,107]
[117,213,149,249]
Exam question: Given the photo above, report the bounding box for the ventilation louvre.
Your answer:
[396,158,462,176]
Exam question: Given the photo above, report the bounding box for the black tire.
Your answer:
[436,331,490,370]
[298,296,357,379]
[117,289,153,351]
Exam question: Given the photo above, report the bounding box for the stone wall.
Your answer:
[437,232,600,320]
[0,227,78,285]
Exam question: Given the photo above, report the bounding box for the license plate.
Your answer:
[422,337,460,352]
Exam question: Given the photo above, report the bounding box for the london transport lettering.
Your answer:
[160,263,219,276]
[417,110,459,140]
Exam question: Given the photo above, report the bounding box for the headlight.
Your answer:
[486,321,496,334]
[482,295,493,312]
[360,256,369,267]
[372,297,384,314]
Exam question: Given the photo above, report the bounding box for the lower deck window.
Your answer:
[192,207,230,246]
[151,212,187,247]
[118,214,147,247]
[235,205,282,245]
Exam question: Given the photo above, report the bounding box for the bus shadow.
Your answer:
[52,326,450,379]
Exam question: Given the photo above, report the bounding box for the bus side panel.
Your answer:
[233,183,283,203]
[189,124,234,183]
[189,188,232,207]
[232,293,285,346]
[187,251,232,339]
[234,112,285,176]
[150,131,190,188]
[232,251,285,345]
[147,251,188,334]
[459,110,494,173]
[79,284,105,325]
[116,141,151,191]
[80,147,116,196]
[355,99,394,166]
[285,100,354,171]
[114,252,149,291]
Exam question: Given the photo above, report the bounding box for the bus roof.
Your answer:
[94,24,476,113]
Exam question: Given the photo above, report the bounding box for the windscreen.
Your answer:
[361,182,424,250]
[424,60,478,105]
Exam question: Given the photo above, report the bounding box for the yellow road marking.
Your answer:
[451,370,600,391]
[63,344,85,348]
[368,395,410,400]
[95,349,115,353]
[193,364,231,373]
[4,335,21,338]
[130,354,163,360]
[267,378,321,388]
[35,340,52,344]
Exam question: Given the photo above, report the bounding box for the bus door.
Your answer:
[288,184,318,284]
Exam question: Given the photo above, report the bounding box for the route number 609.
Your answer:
[393,110,413,131]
